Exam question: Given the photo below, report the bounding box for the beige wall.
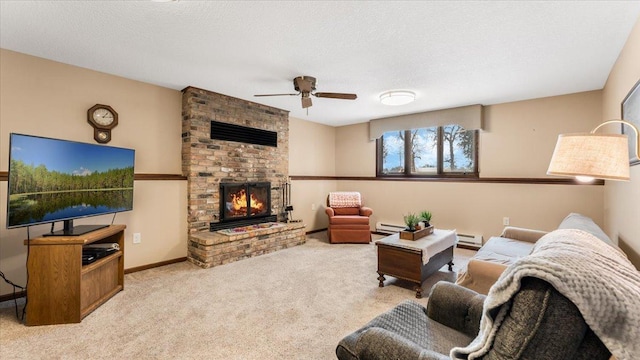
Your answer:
[480,91,602,177]
[289,117,336,176]
[0,49,187,296]
[335,123,376,176]
[338,181,602,240]
[289,91,605,241]
[288,180,337,231]
[602,16,640,269]
[288,117,337,230]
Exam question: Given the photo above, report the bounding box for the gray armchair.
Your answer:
[336,278,610,360]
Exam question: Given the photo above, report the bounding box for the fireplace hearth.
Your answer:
[210,182,276,231]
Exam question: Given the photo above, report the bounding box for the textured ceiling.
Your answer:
[1,1,639,126]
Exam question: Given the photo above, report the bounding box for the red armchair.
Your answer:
[325,192,373,244]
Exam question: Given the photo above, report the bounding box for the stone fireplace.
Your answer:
[182,86,305,268]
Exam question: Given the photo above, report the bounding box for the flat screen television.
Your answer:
[6,133,135,236]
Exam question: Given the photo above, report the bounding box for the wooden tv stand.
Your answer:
[24,225,125,326]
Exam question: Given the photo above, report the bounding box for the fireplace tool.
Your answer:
[282,179,301,223]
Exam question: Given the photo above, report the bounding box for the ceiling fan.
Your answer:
[254,76,357,109]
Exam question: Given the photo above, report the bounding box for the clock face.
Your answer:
[92,108,115,126]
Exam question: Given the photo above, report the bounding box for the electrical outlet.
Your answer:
[311,203,316,211]
[503,217,510,226]
[133,233,141,244]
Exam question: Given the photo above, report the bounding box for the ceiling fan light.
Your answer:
[379,90,416,106]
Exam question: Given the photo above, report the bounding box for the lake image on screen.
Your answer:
[7,135,135,227]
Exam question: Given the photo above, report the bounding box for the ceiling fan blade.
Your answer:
[314,92,357,100]
[254,93,299,97]
[301,97,312,108]
[294,77,313,93]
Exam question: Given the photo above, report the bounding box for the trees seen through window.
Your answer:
[377,125,478,177]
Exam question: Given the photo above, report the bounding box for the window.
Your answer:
[376,125,478,177]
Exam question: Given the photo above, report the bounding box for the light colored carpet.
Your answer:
[0,233,475,359]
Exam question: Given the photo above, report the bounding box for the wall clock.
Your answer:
[87,104,118,143]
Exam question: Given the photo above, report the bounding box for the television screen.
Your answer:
[6,133,135,234]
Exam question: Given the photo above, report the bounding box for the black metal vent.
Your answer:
[210,121,277,147]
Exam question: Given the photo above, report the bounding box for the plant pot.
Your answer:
[399,225,434,241]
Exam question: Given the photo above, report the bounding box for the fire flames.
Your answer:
[228,189,264,216]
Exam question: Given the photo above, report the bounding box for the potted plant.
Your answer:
[400,213,430,240]
[419,210,432,227]
[403,213,420,232]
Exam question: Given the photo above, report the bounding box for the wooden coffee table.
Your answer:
[376,229,456,298]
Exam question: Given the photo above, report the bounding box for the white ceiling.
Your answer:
[1,1,639,127]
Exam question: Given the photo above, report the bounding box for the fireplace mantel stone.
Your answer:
[188,223,306,268]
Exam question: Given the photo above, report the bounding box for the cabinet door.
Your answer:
[26,244,82,325]
[81,254,121,315]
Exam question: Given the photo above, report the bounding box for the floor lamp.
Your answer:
[547,120,639,182]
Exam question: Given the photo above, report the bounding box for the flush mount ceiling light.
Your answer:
[379,90,416,106]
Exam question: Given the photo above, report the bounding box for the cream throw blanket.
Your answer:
[450,229,640,360]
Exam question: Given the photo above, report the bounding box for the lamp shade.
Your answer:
[547,133,630,181]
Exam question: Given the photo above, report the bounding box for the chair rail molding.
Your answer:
[289,175,604,185]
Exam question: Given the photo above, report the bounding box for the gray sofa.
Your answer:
[456,213,616,294]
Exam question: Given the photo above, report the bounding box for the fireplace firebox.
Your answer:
[210,182,276,231]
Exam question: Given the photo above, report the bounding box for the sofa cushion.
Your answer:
[456,237,537,294]
[557,213,614,247]
[472,236,535,266]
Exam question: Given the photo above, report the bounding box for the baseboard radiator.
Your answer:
[375,222,406,234]
[457,233,483,249]
[377,222,483,249]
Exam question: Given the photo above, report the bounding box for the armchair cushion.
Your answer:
[336,282,482,360]
[329,191,362,207]
[326,207,373,217]
[426,281,485,338]
[354,327,449,360]
[332,207,361,216]
[329,215,370,225]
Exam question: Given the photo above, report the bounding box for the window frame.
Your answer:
[375,127,479,178]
